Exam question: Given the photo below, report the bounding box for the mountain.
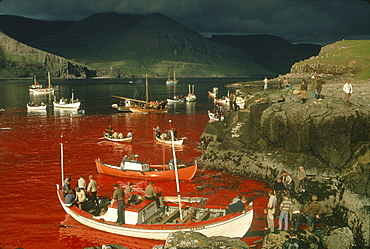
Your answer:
[27,12,273,77]
[0,31,96,79]
[290,40,370,80]
[210,34,322,74]
[0,15,74,42]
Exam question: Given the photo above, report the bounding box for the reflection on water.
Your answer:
[27,109,47,116]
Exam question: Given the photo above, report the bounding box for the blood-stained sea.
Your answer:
[0,110,270,249]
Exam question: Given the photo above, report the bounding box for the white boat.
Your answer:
[56,132,253,240]
[70,110,85,117]
[29,72,56,94]
[208,110,224,122]
[155,133,185,146]
[185,85,197,102]
[103,132,133,143]
[166,71,179,84]
[208,87,218,98]
[167,81,185,103]
[27,102,47,110]
[53,90,81,109]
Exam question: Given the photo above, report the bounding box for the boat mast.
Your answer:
[71,89,74,103]
[60,135,64,186]
[192,85,195,95]
[145,74,149,103]
[170,120,183,220]
[48,72,51,88]
[173,71,176,81]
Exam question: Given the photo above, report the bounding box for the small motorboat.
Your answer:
[70,110,85,117]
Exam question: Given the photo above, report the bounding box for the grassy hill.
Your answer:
[291,40,370,80]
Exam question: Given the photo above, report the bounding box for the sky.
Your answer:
[0,0,369,45]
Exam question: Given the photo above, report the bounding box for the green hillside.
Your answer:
[292,40,370,80]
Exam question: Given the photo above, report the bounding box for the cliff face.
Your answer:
[0,32,96,78]
[199,81,370,247]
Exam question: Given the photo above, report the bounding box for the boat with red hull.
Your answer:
[95,158,197,181]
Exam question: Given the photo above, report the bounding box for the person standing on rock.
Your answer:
[266,190,277,233]
[290,199,301,230]
[282,230,306,249]
[298,166,307,192]
[343,80,353,107]
[300,79,308,104]
[263,76,269,91]
[278,193,293,231]
[316,76,325,100]
[303,195,322,232]
[310,76,317,99]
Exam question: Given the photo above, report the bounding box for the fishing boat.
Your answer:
[29,72,56,94]
[155,134,185,146]
[53,90,81,109]
[185,85,197,102]
[70,109,85,118]
[208,87,218,98]
[111,100,132,112]
[103,132,133,143]
[56,133,253,240]
[27,102,47,110]
[166,71,179,84]
[95,158,197,181]
[167,83,185,103]
[208,110,224,122]
[113,75,168,114]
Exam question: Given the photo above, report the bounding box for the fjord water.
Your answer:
[0,77,269,249]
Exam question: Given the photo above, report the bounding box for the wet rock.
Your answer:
[154,231,249,249]
[321,226,355,249]
[261,230,319,249]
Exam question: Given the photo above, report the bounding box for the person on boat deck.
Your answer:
[226,196,248,214]
[112,132,118,139]
[168,158,178,170]
[125,182,134,194]
[62,178,71,197]
[127,131,132,138]
[65,189,75,207]
[105,124,114,137]
[120,154,128,169]
[87,175,99,207]
[154,126,161,137]
[145,181,161,208]
[77,175,86,191]
[160,132,167,140]
[75,187,86,209]
[117,133,123,139]
[112,183,125,225]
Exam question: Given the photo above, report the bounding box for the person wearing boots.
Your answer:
[303,195,322,232]
[300,79,307,104]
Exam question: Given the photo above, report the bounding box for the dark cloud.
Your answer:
[0,0,369,44]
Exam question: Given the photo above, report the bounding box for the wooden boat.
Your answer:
[103,132,132,143]
[29,72,56,94]
[155,133,185,146]
[185,85,197,102]
[70,109,85,117]
[56,133,253,240]
[53,90,81,109]
[27,102,47,110]
[112,75,168,114]
[208,87,218,98]
[166,71,179,84]
[208,110,224,122]
[95,158,197,180]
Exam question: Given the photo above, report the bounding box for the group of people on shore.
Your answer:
[265,166,323,236]
[263,75,353,107]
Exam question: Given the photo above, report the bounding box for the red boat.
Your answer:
[95,158,197,181]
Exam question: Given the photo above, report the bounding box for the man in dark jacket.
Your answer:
[303,195,323,232]
[112,183,125,225]
[226,196,248,214]
[282,230,306,249]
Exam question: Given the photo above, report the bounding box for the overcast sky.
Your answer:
[1,0,369,45]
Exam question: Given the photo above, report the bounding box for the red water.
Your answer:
[0,111,270,249]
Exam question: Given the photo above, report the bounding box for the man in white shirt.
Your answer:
[343,80,353,107]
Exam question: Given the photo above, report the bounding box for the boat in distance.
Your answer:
[95,158,197,180]
[70,109,85,117]
[103,132,133,143]
[56,185,253,240]
[27,102,47,110]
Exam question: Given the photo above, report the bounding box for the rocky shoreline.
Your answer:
[198,74,370,248]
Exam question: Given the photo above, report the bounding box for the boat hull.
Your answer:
[27,105,47,110]
[95,159,197,180]
[103,133,132,143]
[155,135,184,145]
[53,102,81,109]
[129,106,168,114]
[56,187,253,241]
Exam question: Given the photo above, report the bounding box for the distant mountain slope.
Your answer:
[0,31,95,79]
[210,34,322,74]
[290,40,370,80]
[0,15,74,42]
[29,12,273,77]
